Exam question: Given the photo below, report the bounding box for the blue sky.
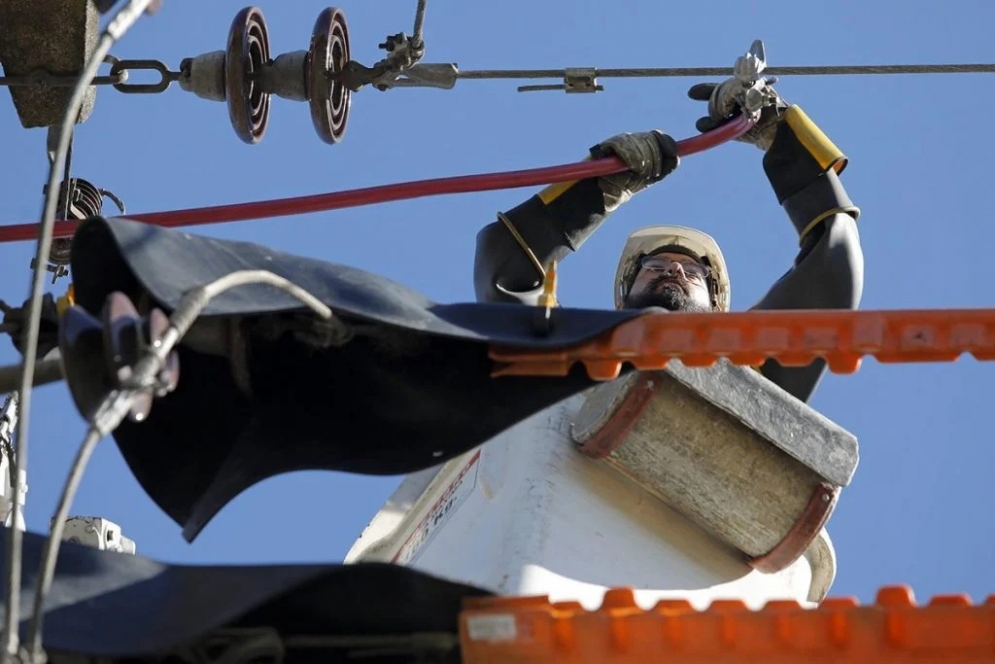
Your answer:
[1,0,993,605]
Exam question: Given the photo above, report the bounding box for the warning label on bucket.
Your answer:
[392,450,481,565]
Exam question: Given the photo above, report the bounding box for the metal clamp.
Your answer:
[329,0,430,92]
[338,61,457,91]
[731,39,778,116]
[379,31,424,72]
[519,67,604,94]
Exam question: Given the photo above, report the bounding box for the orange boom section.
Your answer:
[489,308,995,380]
[459,585,995,664]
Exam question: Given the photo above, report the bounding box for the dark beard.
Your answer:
[623,276,711,312]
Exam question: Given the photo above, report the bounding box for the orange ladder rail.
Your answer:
[459,585,995,663]
[489,308,995,380]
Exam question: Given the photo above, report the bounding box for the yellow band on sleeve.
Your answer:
[784,106,848,175]
[797,205,862,244]
[537,155,595,205]
[537,180,576,205]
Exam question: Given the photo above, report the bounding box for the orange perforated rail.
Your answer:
[459,586,995,663]
[489,308,995,380]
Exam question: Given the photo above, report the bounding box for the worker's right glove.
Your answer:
[590,130,680,212]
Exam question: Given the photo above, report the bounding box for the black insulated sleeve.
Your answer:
[762,121,830,204]
[781,169,860,239]
[751,213,864,403]
[472,179,609,304]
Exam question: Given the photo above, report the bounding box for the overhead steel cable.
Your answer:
[453,63,995,80]
[411,0,427,51]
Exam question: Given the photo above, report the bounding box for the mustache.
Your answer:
[648,274,691,294]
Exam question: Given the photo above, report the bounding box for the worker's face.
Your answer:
[623,252,713,312]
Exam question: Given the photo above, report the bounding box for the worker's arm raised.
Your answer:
[473,132,680,305]
[691,80,863,402]
[750,108,864,402]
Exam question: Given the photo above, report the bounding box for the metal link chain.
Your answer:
[0,55,126,88]
[0,54,182,94]
[108,56,183,93]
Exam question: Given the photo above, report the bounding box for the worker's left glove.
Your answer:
[591,130,680,212]
[689,76,856,242]
[687,77,788,151]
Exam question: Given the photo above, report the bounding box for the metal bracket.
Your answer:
[565,68,602,93]
[373,62,457,90]
[519,67,604,93]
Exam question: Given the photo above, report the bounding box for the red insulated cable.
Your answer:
[0,114,754,245]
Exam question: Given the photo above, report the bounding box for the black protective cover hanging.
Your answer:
[4,528,491,661]
[68,216,644,540]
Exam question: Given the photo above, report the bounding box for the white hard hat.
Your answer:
[613,225,731,311]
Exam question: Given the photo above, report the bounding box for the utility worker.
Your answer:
[473,76,864,404]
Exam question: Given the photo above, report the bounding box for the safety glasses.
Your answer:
[639,254,711,281]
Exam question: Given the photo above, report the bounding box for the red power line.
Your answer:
[0,114,754,245]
